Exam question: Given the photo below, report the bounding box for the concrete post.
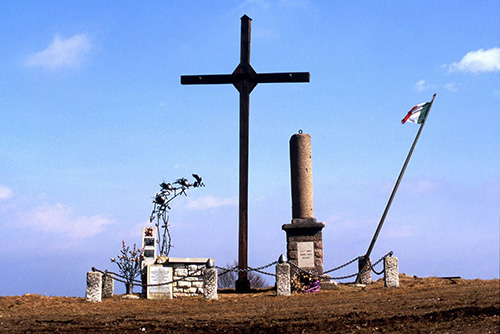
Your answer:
[203,267,218,300]
[384,257,399,288]
[358,256,373,284]
[290,133,314,219]
[276,262,291,296]
[102,272,114,298]
[86,271,102,302]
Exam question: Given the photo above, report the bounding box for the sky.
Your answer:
[1,1,498,297]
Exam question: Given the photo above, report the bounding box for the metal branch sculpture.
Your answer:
[149,174,204,257]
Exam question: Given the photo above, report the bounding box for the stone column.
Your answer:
[86,271,102,302]
[102,272,114,298]
[203,263,218,300]
[283,132,325,276]
[357,256,373,284]
[290,133,314,219]
[384,257,399,288]
[276,261,291,296]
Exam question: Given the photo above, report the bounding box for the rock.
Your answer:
[121,294,140,299]
[320,281,338,290]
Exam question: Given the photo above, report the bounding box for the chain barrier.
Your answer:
[216,266,238,277]
[214,261,278,273]
[370,251,393,275]
[92,266,204,288]
[322,256,362,275]
[215,261,279,278]
[92,251,394,288]
[92,268,142,284]
[288,251,394,281]
[370,262,384,275]
[93,259,280,288]
[252,268,277,277]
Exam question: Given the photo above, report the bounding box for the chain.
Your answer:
[370,251,393,275]
[288,251,393,280]
[252,269,277,277]
[372,251,393,267]
[216,266,238,277]
[288,262,326,278]
[92,266,205,287]
[370,264,384,275]
[288,261,358,280]
[215,261,278,274]
[322,256,362,274]
[330,272,359,280]
[93,268,143,284]
[93,251,394,287]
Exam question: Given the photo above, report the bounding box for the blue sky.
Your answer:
[1,1,498,296]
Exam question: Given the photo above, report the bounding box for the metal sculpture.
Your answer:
[149,174,204,256]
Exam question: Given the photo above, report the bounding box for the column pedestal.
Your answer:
[282,218,325,276]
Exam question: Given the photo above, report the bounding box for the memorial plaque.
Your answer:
[297,242,314,268]
[146,265,173,299]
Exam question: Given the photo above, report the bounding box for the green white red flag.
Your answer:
[402,102,431,124]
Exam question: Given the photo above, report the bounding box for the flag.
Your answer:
[402,102,431,124]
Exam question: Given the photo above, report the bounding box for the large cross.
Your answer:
[181,15,310,292]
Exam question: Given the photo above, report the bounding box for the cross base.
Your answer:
[235,278,251,292]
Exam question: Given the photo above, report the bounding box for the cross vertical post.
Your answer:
[181,15,309,292]
[236,15,252,291]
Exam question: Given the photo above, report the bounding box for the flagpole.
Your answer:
[355,93,437,284]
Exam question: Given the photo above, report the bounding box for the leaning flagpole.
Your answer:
[355,93,437,284]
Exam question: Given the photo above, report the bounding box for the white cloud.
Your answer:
[25,34,91,69]
[415,79,430,92]
[184,196,238,210]
[449,47,500,73]
[443,82,460,92]
[0,185,13,200]
[20,203,113,238]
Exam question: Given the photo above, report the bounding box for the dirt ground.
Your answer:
[1,275,498,333]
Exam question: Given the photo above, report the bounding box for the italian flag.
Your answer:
[401,102,431,124]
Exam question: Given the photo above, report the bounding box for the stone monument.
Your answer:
[146,264,173,300]
[282,132,325,276]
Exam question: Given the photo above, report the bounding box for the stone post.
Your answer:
[276,255,291,296]
[283,132,325,276]
[102,272,114,298]
[384,257,399,288]
[357,256,372,285]
[203,260,218,300]
[86,271,102,302]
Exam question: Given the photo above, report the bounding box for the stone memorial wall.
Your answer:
[144,257,212,298]
[171,262,206,297]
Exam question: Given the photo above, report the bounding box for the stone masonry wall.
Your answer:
[171,263,206,297]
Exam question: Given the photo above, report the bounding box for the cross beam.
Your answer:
[181,15,309,292]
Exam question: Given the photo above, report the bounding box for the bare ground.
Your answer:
[1,275,498,333]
